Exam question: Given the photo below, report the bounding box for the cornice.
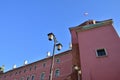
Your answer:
[3,50,72,74]
[69,19,113,33]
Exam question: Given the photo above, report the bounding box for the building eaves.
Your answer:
[69,19,113,32]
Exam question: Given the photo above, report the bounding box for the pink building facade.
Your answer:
[70,19,120,80]
[0,19,120,80]
[0,50,73,80]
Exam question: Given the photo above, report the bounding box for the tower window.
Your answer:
[96,48,107,57]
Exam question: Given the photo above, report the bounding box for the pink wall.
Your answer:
[77,25,120,80]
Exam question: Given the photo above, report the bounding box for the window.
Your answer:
[34,65,37,70]
[31,75,35,80]
[27,76,30,80]
[24,69,26,73]
[55,69,60,77]
[4,75,6,78]
[30,67,32,71]
[15,72,17,75]
[10,73,12,77]
[56,58,60,63]
[96,48,107,57]
[43,63,46,67]
[19,71,21,74]
[20,77,24,80]
[40,72,45,80]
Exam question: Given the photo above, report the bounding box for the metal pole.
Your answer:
[78,72,80,80]
[49,37,57,80]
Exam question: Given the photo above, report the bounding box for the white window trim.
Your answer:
[31,75,35,80]
[27,76,30,80]
[96,48,108,57]
[40,72,45,80]
[56,58,60,63]
[55,68,60,77]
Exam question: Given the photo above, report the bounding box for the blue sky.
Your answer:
[0,0,120,72]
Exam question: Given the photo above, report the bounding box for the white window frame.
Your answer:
[31,75,35,80]
[55,69,60,77]
[40,72,45,80]
[27,76,30,80]
[56,58,60,63]
[96,48,107,57]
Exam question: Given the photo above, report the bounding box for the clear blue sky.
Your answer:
[0,0,120,72]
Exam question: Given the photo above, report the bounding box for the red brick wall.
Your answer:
[0,50,72,80]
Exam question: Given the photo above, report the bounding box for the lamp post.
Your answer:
[48,33,62,80]
[0,65,4,73]
[74,65,81,80]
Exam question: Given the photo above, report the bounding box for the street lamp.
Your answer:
[73,65,81,80]
[48,33,62,80]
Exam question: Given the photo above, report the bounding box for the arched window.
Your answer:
[31,75,35,80]
[55,69,60,77]
[27,76,30,80]
[40,72,45,80]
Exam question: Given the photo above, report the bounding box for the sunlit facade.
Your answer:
[0,51,72,80]
[0,19,120,80]
[70,19,120,80]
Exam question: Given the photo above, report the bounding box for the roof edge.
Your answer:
[3,50,72,74]
[69,19,113,31]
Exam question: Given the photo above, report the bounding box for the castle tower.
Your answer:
[70,19,120,80]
